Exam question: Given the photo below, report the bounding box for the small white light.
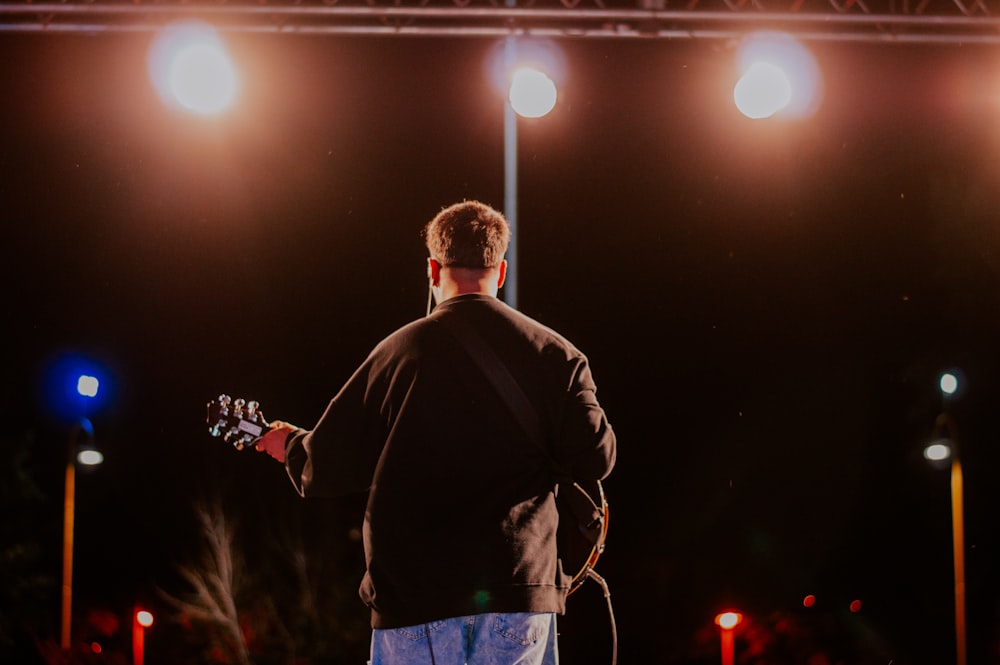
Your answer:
[77,449,104,466]
[940,373,958,396]
[715,611,743,629]
[923,443,951,462]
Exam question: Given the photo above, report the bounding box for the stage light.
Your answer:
[486,37,565,98]
[509,67,557,119]
[148,20,238,115]
[734,32,822,120]
[734,61,792,119]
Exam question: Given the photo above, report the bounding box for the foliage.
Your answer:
[0,428,58,661]
[160,490,370,664]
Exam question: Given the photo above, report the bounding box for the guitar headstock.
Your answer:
[206,394,268,451]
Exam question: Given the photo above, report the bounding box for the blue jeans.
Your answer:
[369,612,558,665]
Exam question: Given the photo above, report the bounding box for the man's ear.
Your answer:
[428,258,442,286]
[496,260,508,289]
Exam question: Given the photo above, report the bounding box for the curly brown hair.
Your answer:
[422,200,510,269]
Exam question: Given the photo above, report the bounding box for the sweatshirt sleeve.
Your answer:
[553,355,616,482]
[283,358,385,498]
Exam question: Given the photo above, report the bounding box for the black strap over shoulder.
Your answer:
[434,311,546,451]
[433,310,602,530]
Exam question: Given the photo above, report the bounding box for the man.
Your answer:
[255,200,616,665]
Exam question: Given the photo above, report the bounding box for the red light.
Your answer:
[90,642,102,654]
[849,599,862,613]
[803,594,816,608]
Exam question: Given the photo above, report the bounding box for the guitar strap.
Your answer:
[433,311,604,534]
[435,311,546,454]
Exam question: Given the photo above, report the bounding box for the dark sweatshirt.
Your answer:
[284,294,616,629]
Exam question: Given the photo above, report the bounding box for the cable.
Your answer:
[585,568,617,665]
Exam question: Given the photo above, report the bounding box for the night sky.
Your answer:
[2,27,999,664]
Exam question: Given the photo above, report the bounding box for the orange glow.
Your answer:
[136,610,155,627]
[803,594,816,607]
[715,611,743,630]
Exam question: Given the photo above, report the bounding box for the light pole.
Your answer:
[502,34,519,309]
[714,611,743,665]
[923,372,965,665]
[133,608,154,665]
[60,376,104,652]
[497,36,559,309]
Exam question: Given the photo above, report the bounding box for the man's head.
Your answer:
[422,200,510,304]
[423,200,510,269]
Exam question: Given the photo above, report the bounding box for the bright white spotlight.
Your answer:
[148,21,238,115]
[734,62,792,119]
[939,372,958,396]
[509,67,558,119]
[734,32,822,119]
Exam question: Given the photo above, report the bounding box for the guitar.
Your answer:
[205,393,608,596]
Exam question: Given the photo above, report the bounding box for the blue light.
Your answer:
[39,352,112,423]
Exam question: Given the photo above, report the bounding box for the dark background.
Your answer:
[2,29,999,664]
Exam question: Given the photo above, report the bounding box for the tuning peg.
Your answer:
[246,400,262,422]
[235,433,256,451]
[207,394,232,437]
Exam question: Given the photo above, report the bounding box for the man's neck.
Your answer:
[436,267,500,302]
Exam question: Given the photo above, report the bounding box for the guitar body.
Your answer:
[557,479,609,596]
[206,394,609,596]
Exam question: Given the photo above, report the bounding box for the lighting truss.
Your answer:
[1,0,999,42]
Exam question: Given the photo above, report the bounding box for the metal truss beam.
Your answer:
[1,0,999,43]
